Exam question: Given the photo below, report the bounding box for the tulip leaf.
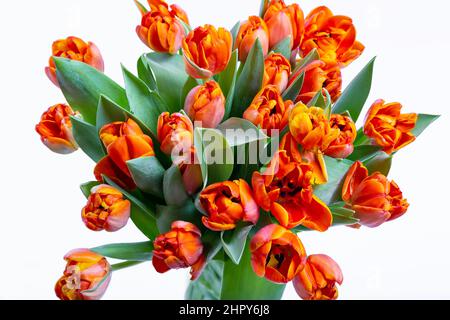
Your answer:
[221,222,253,265]
[412,114,440,138]
[80,181,101,198]
[217,118,268,147]
[122,65,167,136]
[232,40,264,117]
[291,49,319,80]
[54,57,129,125]
[91,241,153,262]
[163,165,190,206]
[194,128,234,187]
[156,201,201,234]
[332,57,376,122]
[259,0,269,17]
[133,0,148,15]
[104,176,159,239]
[181,76,200,107]
[348,145,382,162]
[186,260,224,300]
[221,244,286,300]
[230,21,241,48]
[70,116,106,162]
[314,156,354,205]
[271,36,292,60]
[329,206,360,226]
[282,72,304,101]
[364,151,392,176]
[137,55,157,91]
[144,53,189,112]
[218,50,238,120]
[202,231,224,261]
[127,157,165,198]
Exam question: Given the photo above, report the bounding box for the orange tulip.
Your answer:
[342,161,409,228]
[364,99,418,154]
[81,185,131,232]
[94,119,155,190]
[179,151,203,195]
[35,103,79,154]
[250,224,306,284]
[46,36,104,87]
[199,179,259,231]
[235,16,269,62]
[184,80,225,128]
[157,112,193,157]
[263,53,291,93]
[263,0,304,50]
[293,254,343,300]
[324,114,357,159]
[182,25,232,79]
[146,0,190,25]
[55,249,111,300]
[243,85,294,136]
[301,6,364,67]
[152,221,205,280]
[252,151,332,231]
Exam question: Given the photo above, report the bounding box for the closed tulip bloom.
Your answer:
[263,53,291,93]
[293,254,343,300]
[364,100,418,154]
[55,249,111,300]
[81,185,131,232]
[235,16,269,62]
[250,224,306,283]
[342,161,409,228]
[243,85,294,136]
[153,221,205,280]
[179,152,203,195]
[182,25,232,79]
[46,36,104,87]
[252,151,332,231]
[35,104,79,154]
[157,112,193,157]
[199,179,259,231]
[184,80,225,128]
[147,0,190,25]
[324,114,357,159]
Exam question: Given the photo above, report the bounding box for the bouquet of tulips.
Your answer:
[36,0,439,300]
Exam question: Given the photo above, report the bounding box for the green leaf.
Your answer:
[221,244,286,300]
[127,157,165,197]
[412,114,440,138]
[122,66,167,135]
[364,151,392,176]
[137,55,157,91]
[259,0,269,17]
[144,53,189,112]
[282,72,304,101]
[133,0,148,15]
[332,57,376,122]
[217,118,268,147]
[163,165,190,206]
[291,49,319,79]
[70,116,105,162]
[221,222,253,264]
[96,95,128,132]
[329,206,359,226]
[230,21,241,47]
[231,40,264,117]
[91,241,153,261]
[271,36,292,60]
[156,201,200,234]
[181,76,200,107]
[104,177,159,239]
[186,260,223,300]
[347,145,382,162]
[80,181,101,198]
[218,50,238,120]
[54,57,128,124]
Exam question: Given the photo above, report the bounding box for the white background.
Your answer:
[0,0,449,300]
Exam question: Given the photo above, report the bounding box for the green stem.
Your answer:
[111,261,144,272]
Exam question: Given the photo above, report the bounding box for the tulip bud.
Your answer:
[179,149,203,195]
[157,112,193,158]
[199,179,259,231]
[324,114,357,159]
[81,185,131,232]
[250,224,306,284]
[35,103,79,154]
[263,53,291,93]
[182,25,232,79]
[45,36,104,87]
[293,254,343,300]
[55,249,111,300]
[184,80,225,128]
[235,16,269,62]
[147,0,190,25]
[153,221,205,280]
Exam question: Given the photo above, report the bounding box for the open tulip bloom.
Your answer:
[36,0,439,300]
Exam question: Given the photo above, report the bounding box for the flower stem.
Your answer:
[111,261,145,272]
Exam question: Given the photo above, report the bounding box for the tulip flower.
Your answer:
[324,114,357,159]
[81,185,131,232]
[250,224,306,283]
[199,179,259,231]
[263,53,291,93]
[153,221,205,280]
[94,119,155,189]
[342,161,409,228]
[179,152,203,195]
[182,25,232,79]
[184,80,225,128]
[146,0,190,25]
[55,249,111,300]
[243,85,294,136]
[252,151,332,231]
[364,99,418,154]
[293,254,343,300]
[301,6,364,67]
[263,0,304,50]
[157,112,194,158]
[235,16,269,62]
[35,103,79,154]
[46,36,104,87]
